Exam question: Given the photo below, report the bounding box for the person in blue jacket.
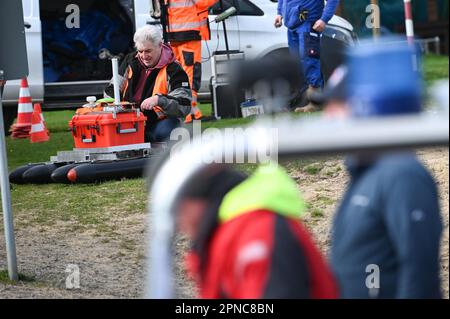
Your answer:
[319,40,443,298]
[274,0,339,113]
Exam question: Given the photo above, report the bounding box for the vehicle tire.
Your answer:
[264,48,289,59]
[2,105,17,136]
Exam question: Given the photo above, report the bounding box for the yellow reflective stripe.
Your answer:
[168,1,196,9]
[169,21,205,30]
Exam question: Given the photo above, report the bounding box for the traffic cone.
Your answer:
[11,78,33,138]
[33,103,49,135]
[30,104,50,143]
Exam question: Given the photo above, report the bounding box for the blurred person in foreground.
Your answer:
[313,40,443,299]
[175,164,338,298]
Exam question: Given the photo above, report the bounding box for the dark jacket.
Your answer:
[104,49,191,124]
[331,153,443,299]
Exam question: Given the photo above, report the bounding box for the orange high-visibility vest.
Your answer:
[123,64,169,120]
[165,0,203,41]
[152,66,168,119]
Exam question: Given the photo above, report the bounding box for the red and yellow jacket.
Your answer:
[186,165,339,299]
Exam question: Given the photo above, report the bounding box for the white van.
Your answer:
[2,0,355,128]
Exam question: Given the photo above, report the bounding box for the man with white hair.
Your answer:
[105,25,191,143]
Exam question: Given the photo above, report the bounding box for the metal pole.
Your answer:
[435,36,441,55]
[112,58,121,106]
[219,0,231,59]
[0,70,19,281]
[403,0,415,46]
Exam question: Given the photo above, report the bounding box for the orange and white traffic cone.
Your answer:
[11,78,33,138]
[30,103,49,143]
[33,103,49,135]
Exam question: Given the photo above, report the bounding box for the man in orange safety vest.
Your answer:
[159,0,218,123]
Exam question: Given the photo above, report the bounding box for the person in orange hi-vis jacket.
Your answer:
[161,0,218,123]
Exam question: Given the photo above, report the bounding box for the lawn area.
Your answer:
[423,54,449,84]
[2,101,262,234]
[5,103,257,169]
[6,54,448,169]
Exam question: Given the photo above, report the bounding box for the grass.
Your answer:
[7,131,73,169]
[4,112,147,234]
[8,52,447,169]
[311,208,324,218]
[119,239,137,251]
[0,270,35,284]
[3,102,256,234]
[9,179,147,234]
[303,163,322,175]
[423,54,449,85]
[43,110,75,133]
[324,165,342,177]
[2,54,448,234]
[317,195,335,206]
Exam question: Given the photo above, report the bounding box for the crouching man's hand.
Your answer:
[141,95,159,111]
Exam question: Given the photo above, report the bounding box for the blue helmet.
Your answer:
[346,39,423,117]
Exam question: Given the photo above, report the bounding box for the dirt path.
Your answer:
[1,148,448,298]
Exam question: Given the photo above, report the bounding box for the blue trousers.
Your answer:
[287,22,323,89]
[146,118,180,143]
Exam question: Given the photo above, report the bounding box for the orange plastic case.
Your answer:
[69,111,146,148]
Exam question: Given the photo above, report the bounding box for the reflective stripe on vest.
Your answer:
[168,0,195,8]
[166,0,202,33]
[169,21,206,31]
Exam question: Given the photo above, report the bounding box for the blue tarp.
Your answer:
[42,10,131,82]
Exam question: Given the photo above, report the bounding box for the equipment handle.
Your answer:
[116,123,138,134]
[215,6,237,23]
[118,128,137,134]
